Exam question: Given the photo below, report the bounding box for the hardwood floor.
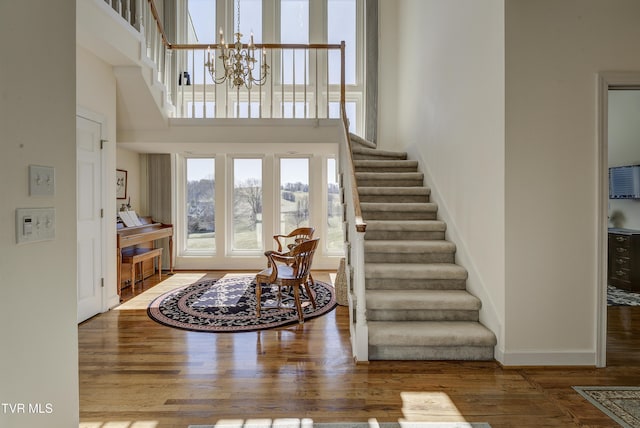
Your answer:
[79,272,640,428]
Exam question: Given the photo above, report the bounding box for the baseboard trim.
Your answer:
[500,350,596,366]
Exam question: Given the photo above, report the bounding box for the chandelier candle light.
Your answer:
[205,1,269,89]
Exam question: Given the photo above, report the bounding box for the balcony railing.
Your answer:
[172,43,345,120]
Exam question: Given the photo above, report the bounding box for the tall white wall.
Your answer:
[0,1,79,427]
[379,0,506,356]
[608,90,640,230]
[505,0,640,364]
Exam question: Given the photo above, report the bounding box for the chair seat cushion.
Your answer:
[257,265,295,281]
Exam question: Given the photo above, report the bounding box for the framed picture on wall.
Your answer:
[116,169,128,199]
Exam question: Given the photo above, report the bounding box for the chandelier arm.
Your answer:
[204,0,269,90]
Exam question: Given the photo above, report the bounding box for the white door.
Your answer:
[77,116,103,323]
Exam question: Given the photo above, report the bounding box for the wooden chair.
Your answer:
[255,238,319,324]
[273,227,315,252]
[270,227,315,285]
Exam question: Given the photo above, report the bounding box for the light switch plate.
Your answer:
[29,165,55,196]
[16,208,56,244]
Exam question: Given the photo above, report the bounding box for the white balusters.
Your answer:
[124,0,131,25]
[338,125,368,362]
[135,0,143,31]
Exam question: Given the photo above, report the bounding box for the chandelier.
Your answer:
[205,0,269,90]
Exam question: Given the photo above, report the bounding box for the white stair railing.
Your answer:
[339,109,368,362]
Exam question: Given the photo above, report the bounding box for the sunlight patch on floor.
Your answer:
[114,273,207,310]
[203,419,315,428]
[79,421,158,428]
[400,391,466,422]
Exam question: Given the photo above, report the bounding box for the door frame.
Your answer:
[77,107,111,314]
[596,72,640,367]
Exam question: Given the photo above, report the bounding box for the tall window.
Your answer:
[281,0,309,85]
[328,0,356,85]
[326,157,342,252]
[280,158,310,232]
[186,158,216,252]
[236,0,262,42]
[233,158,263,250]
[187,0,217,43]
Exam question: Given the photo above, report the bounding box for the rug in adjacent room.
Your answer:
[607,285,640,306]
[573,386,640,428]
[148,275,336,332]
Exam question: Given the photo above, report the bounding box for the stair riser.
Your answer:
[365,231,445,240]
[367,309,479,322]
[355,167,418,173]
[365,278,467,290]
[359,194,429,203]
[358,179,423,187]
[368,345,494,361]
[363,211,437,220]
[365,252,454,264]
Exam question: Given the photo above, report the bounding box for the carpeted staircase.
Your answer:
[350,134,497,360]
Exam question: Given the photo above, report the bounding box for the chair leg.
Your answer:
[256,281,262,317]
[138,261,144,287]
[157,254,162,281]
[303,279,317,309]
[293,285,304,324]
[130,263,136,292]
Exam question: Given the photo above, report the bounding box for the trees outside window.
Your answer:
[233,158,263,250]
[186,158,215,252]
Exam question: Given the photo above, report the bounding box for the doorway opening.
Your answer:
[605,87,640,366]
[597,73,640,367]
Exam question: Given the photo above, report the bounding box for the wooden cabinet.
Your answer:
[608,229,640,292]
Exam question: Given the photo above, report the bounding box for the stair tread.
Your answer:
[365,220,446,231]
[365,240,456,252]
[366,289,481,310]
[350,133,376,149]
[359,187,430,195]
[361,202,438,211]
[365,263,467,279]
[356,172,424,178]
[368,321,497,347]
[354,160,418,167]
[353,147,407,158]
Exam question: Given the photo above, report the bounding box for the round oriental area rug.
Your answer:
[147,275,337,332]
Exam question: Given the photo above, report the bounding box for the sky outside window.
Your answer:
[328,0,356,85]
